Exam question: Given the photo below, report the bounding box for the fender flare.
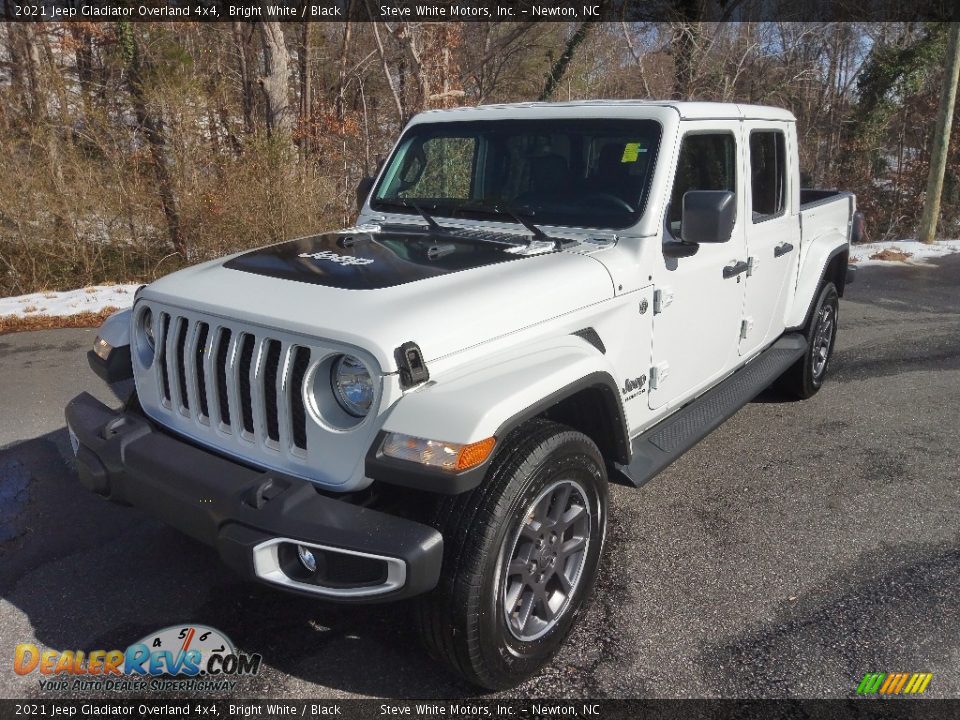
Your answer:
[365,339,629,494]
[786,242,849,332]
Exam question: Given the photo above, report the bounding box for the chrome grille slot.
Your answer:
[131,301,382,490]
[290,347,310,451]
[238,334,256,436]
[157,312,172,405]
[194,322,210,420]
[215,328,232,428]
[175,317,190,412]
[263,340,282,443]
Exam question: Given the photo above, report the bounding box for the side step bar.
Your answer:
[615,333,807,487]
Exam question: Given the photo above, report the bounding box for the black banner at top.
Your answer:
[1,0,958,22]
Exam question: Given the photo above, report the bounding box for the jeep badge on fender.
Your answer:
[68,101,854,690]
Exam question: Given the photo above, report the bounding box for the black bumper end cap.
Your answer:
[74,444,110,495]
[846,264,857,285]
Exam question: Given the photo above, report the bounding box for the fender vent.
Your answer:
[573,328,606,354]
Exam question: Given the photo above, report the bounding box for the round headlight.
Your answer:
[140,308,155,351]
[331,355,374,417]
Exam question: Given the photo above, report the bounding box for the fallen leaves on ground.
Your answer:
[869,248,913,262]
[0,307,118,335]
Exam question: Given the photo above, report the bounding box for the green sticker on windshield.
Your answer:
[621,142,646,162]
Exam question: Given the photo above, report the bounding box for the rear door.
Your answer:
[649,122,747,410]
[739,122,800,355]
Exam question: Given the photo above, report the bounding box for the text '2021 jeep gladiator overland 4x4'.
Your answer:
[68,101,858,689]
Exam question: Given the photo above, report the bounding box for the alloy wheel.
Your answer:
[812,304,835,380]
[501,479,592,641]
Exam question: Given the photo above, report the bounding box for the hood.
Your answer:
[142,227,615,373]
[224,226,532,290]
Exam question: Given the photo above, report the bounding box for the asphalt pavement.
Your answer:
[1,256,958,699]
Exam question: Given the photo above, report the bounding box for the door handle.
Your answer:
[774,242,794,258]
[723,260,750,279]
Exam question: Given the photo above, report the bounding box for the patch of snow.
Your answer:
[849,239,960,267]
[0,283,141,319]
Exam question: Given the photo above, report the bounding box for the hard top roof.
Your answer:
[416,100,796,122]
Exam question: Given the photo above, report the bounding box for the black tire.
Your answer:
[777,281,840,399]
[416,419,608,690]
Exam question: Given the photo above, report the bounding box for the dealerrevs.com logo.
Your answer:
[14,624,262,693]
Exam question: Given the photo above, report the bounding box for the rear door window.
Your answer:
[749,130,787,221]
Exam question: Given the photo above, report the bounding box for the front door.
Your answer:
[649,123,747,410]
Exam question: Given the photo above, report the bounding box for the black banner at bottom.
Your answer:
[1,699,959,720]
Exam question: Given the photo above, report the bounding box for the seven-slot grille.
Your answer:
[152,311,311,454]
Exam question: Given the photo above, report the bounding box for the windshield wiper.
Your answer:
[410,201,443,232]
[375,198,443,232]
[503,207,546,242]
[455,201,574,250]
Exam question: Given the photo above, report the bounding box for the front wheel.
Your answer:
[416,419,608,689]
[777,281,839,399]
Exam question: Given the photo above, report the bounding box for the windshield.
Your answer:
[371,118,662,230]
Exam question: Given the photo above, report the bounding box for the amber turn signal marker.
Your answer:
[455,437,496,471]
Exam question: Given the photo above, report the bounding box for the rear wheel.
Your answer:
[777,282,839,399]
[416,419,608,689]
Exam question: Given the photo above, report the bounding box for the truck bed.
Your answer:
[800,188,851,210]
[800,189,853,235]
[798,188,854,281]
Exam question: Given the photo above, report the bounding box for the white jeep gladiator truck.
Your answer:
[67,101,858,689]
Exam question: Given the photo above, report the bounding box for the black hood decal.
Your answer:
[223,228,531,290]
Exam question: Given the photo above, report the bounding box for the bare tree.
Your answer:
[540,23,593,101]
[257,19,294,142]
[335,22,353,120]
[918,23,960,244]
[298,19,313,159]
[232,21,255,135]
[117,23,187,259]
[365,10,405,122]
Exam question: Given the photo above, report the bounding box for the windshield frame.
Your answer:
[369,117,664,232]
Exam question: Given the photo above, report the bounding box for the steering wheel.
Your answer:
[581,192,635,213]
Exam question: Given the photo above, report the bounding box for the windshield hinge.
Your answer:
[395,341,430,389]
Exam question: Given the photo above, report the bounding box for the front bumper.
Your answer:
[64,392,443,602]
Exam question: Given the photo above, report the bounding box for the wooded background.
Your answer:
[0,20,957,296]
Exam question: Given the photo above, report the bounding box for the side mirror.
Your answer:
[680,190,736,244]
[356,176,375,211]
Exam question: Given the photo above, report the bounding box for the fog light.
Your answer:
[297,545,318,573]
